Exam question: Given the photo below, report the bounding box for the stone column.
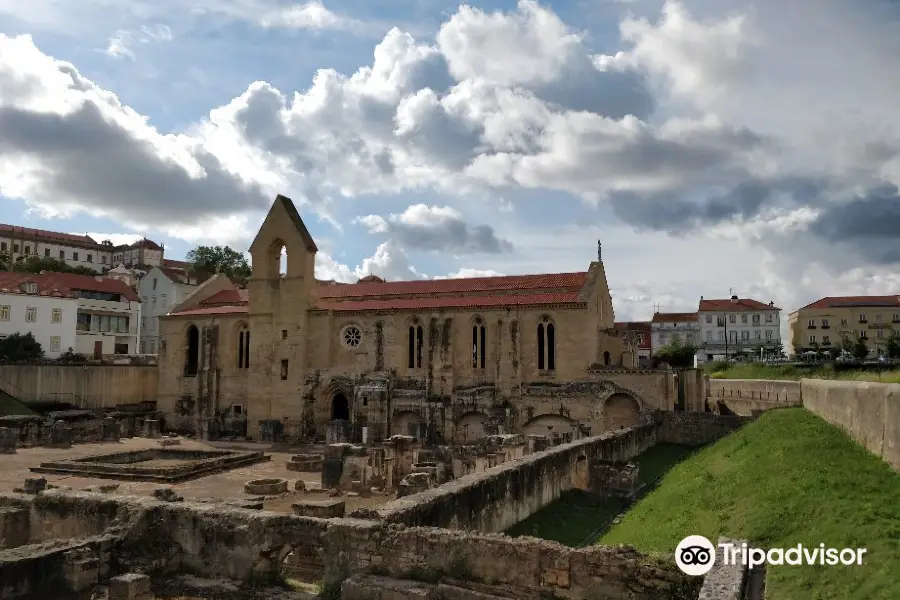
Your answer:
[142,419,160,439]
[50,421,72,449]
[0,427,18,453]
[102,417,121,442]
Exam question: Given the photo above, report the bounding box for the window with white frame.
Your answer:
[25,307,36,322]
[809,335,816,343]
[765,314,773,323]
[0,305,9,321]
[50,336,60,351]
[51,308,62,323]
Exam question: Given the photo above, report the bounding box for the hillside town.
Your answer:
[1,220,898,365]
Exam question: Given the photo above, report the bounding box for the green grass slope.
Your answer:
[0,389,37,416]
[600,408,900,600]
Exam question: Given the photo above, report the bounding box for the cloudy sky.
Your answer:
[1,0,899,324]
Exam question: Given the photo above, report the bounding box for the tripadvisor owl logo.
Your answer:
[675,535,716,576]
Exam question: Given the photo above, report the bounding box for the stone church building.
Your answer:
[156,195,683,443]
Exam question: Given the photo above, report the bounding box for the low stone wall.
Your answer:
[360,424,659,532]
[707,379,801,403]
[801,379,900,471]
[657,412,752,447]
[0,490,698,600]
[0,412,152,450]
[698,537,749,600]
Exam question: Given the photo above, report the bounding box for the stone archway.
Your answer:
[455,411,487,442]
[603,393,642,431]
[331,392,350,421]
[522,414,576,438]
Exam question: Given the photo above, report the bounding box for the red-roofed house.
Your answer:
[155,195,672,441]
[0,271,141,357]
[697,294,781,362]
[614,321,652,367]
[787,295,900,357]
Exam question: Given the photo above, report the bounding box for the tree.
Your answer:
[0,251,9,271]
[0,332,44,362]
[655,335,697,368]
[186,245,251,284]
[852,336,869,361]
[10,255,97,276]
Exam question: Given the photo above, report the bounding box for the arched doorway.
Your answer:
[331,392,350,421]
[603,393,641,431]
[455,412,487,442]
[522,414,576,437]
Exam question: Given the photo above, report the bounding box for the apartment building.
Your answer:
[697,295,781,362]
[0,224,166,273]
[0,271,142,358]
[0,273,78,358]
[650,312,699,351]
[788,295,900,356]
[138,266,202,354]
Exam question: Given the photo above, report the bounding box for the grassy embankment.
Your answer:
[706,362,900,384]
[601,408,900,600]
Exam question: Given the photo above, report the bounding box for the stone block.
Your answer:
[0,427,18,453]
[109,573,153,600]
[0,507,29,549]
[152,488,183,502]
[291,499,345,518]
[158,438,180,447]
[23,477,47,494]
[63,547,100,592]
[142,419,160,439]
[321,457,344,488]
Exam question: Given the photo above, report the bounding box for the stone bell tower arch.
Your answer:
[246,194,319,437]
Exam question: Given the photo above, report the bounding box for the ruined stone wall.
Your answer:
[656,412,752,447]
[0,490,697,600]
[0,364,158,409]
[156,314,250,434]
[801,379,900,471]
[362,424,659,532]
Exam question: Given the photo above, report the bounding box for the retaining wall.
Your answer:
[707,379,802,416]
[0,364,158,409]
[363,423,660,532]
[801,379,900,471]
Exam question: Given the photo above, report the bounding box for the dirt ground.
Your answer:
[0,437,391,513]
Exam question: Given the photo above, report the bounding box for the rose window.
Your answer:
[343,326,362,348]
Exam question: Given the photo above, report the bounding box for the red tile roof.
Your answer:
[614,321,652,349]
[316,292,584,312]
[168,272,589,315]
[200,289,249,306]
[169,305,249,317]
[0,271,140,301]
[317,272,588,299]
[0,224,99,247]
[699,298,779,311]
[799,295,900,310]
[652,312,698,323]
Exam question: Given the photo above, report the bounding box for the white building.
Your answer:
[0,224,166,274]
[697,295,781,362]
[138,266,202,354]
[650,312,699,353]
[0,271,142,358]
[0,273,78,358]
